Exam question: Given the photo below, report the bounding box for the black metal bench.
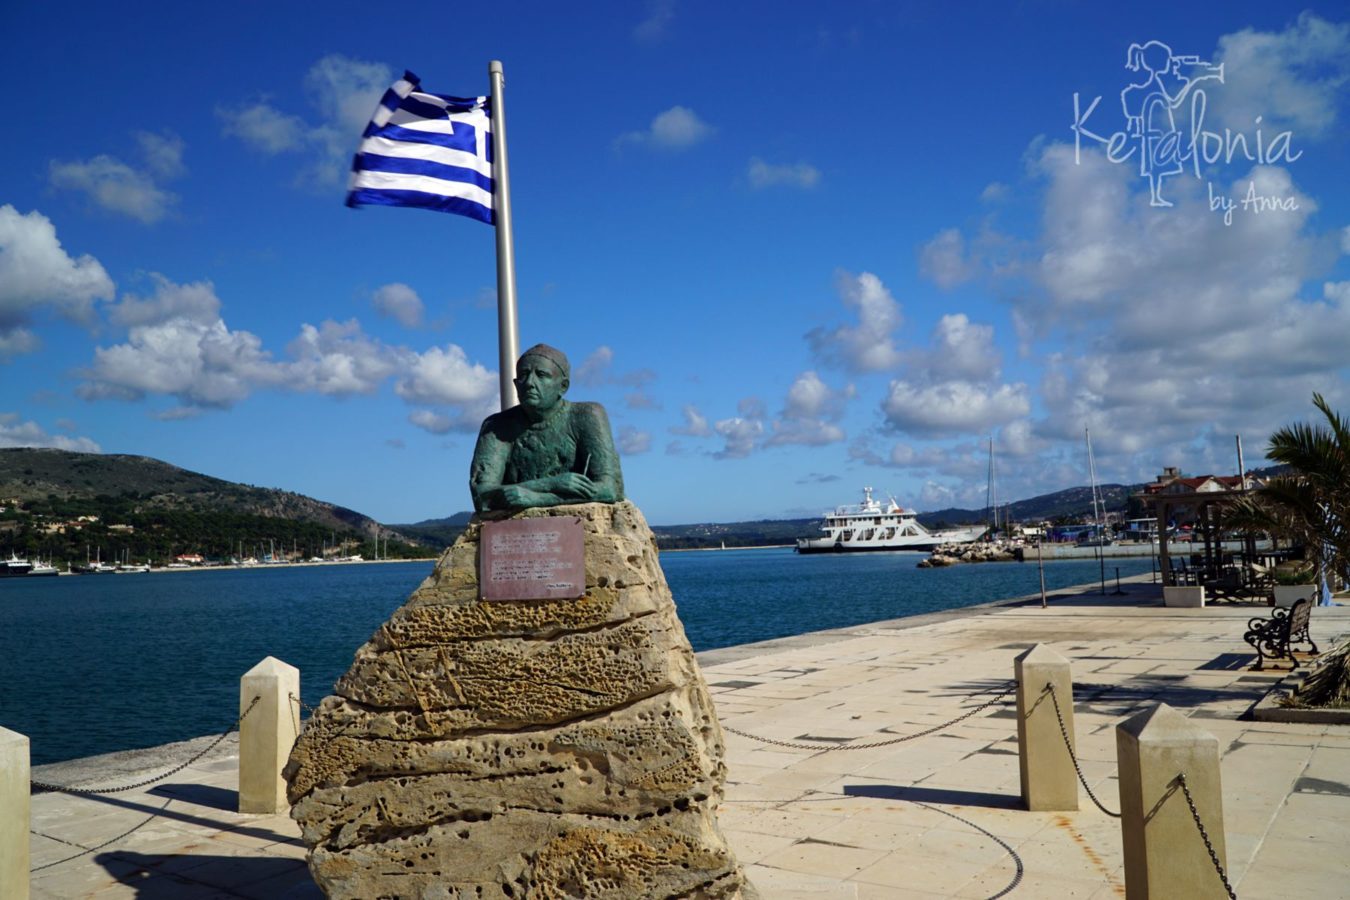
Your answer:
[1244,597,1318,670]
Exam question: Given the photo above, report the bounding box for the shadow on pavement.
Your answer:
[94,851,318,899]
[843,783,1021,810]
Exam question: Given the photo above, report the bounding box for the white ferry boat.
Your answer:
[2,552,33,577]
[796,487,987,554]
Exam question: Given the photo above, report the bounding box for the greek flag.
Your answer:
[347,71,495,224]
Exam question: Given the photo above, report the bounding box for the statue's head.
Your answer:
[514,344,569,415]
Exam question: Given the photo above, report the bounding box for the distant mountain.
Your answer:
[0,447,392,537]
[923,483,1136,527]
[0,447,443,567]
[388,512,475,548]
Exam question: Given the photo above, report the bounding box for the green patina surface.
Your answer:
[469,344,625,512]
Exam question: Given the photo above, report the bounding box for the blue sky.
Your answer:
[1,2,1347,526]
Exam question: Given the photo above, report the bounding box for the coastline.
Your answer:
[40,556,437,576]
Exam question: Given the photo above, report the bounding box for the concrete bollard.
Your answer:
[239,656,301,814]
[1,726,30,900]
[1116,703,1227,899]
[1015,643,1078,810]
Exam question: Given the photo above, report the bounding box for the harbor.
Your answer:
[19,575,1350,898]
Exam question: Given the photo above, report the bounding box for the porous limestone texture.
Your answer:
[284,500,757,899]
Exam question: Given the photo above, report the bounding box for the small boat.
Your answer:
[2,552,33,578]
[796,487,987,553]
[115,562,150,574]
[27,560,59,577]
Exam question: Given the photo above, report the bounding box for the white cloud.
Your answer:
[408,409,454,435]
[619,426,652,455]
[669,404,712,437]
[1341,225,1350,255]
[713,414,763,459]
[981,182,1009,202]
[48,155,177,223]
[1212,12,1350,138]
[372,282,425,328]
[918,481,959,509]
[919,227,977,289]
[625,391,662,410]
[1032,146,1339,418]
[574,345,656,390]
[47,131,186,224]
[634,0,675,42]
[394,344,497,414]
[220,55,393,188]
[0,413,100,452]
[287,319,403,396]
[619,106,713,150]
[919,314,1000,383]
[80,317,279,408]
[1033,148,1319,343]
[109,275,221,328]
[0,329,38,361]
[954,123,1350,477]
[78,273,501,424]
[305,55,393,136]
[0,206,114,350]
[882,380,1030,437]
[136,131,186,179]
[748,158,820,190]
[783,372,846,420]
[807,270,904,372]
[884,442,953,469]
[218,101,306,153]
[766,371,851,447]
[575,346,614,387]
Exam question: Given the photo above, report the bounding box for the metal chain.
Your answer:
[31,696,260,796]
[1044,682,1121,818]
[1178,774,1238,900]
[722,682,1016,751]
[289,691,320,718]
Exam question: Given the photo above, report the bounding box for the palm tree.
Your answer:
[1229,393,1350,588]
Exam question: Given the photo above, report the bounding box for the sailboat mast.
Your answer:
[986,436,997,533]
[992,438,998,533]
[1085,428,1103,531]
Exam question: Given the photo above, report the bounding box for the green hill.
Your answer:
[0,447,432,564]
[387,512,474,548]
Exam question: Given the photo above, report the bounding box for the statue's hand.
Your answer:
[553,472,598,498]
[501,484,543,508]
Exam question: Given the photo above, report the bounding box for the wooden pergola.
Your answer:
[1138,475,1258,587]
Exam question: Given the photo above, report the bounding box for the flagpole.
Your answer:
[489,60,520,410]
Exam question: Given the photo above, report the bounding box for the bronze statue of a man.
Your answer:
[469,344,625,512]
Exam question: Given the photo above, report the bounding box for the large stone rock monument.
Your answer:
[285,345,756,898]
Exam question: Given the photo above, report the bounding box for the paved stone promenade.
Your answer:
[26,578,1350,898]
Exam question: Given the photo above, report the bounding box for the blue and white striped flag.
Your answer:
[347,71,495,224]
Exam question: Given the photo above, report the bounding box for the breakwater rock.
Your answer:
[284,500,755,899]
[918,542,1022,568]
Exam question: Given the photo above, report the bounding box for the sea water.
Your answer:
[0,550,1154,765]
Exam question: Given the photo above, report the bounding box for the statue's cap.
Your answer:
[518,344,569,379]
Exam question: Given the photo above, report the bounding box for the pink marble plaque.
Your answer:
[479,517,586,601]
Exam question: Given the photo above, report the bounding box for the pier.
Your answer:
[18,576,1350,898]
